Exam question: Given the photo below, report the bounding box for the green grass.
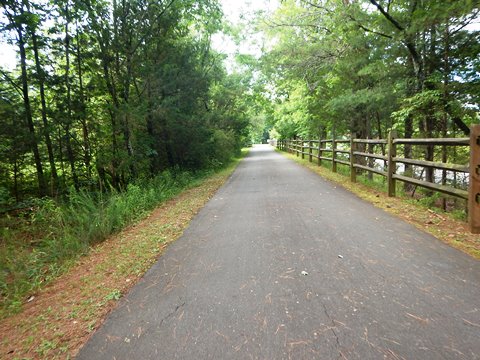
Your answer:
[0,155,247,318]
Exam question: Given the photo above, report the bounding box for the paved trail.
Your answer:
[77,145,480,360]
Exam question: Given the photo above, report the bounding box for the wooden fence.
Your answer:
[277,125,480,234]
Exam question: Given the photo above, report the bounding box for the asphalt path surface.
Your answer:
[77,145,480,360]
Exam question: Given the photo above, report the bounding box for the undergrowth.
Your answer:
[0,166,226,317]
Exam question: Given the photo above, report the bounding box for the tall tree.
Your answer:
[2,0,47,196]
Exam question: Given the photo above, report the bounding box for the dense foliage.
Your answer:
[5,0,475,206]
[260,0,479,142]
[0,0,250,207]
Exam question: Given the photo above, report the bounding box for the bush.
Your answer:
[211,129,237,166]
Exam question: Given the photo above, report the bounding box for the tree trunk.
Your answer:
[122,54,135,178]
[31,26,58,195]
[441,22,450,210]
[83,0,120,188]
[119,0,135,180]
[366,114,373,181]
[58,127,66,189]
[403,114,414,192]
[17,22,47,196]
[101,35,120,188]
[424,26,437,186]
[64,1,79,190]
[146,81,160,175]
[75,25,92,182]
[375,111,387,171]
[13,158,19,202]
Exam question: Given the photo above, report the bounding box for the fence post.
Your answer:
[350,134,356,183]
[332,136,337,172]
[469,125,480,234]
[318,137,322,166]
[301,140,305,159]
[387,130,397,197]
[309,140,313,162]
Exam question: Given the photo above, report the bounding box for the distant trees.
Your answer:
[0,0,250,206]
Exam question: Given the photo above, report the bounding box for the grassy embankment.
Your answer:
[278,149,480,260]
[0,151,246,359]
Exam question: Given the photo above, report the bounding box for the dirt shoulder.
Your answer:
[280,150,480,260]
[0,163,240,360]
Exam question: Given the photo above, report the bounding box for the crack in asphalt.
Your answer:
[159,301,186,327]
[322,303,341,350]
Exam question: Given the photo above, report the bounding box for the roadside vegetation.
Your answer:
[1,0,479,355]
[1,167,230,317]
[280,150,480,259]
[0,152,246,359]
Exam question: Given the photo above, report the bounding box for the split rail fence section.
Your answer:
[277,125,480,234]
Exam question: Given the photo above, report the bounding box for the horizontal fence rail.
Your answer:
[276,125,480,234]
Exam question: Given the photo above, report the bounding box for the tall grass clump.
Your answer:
[0,169,201,316]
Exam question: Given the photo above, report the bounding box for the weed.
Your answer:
[451,209,467,221]
[87,321,96,332]
[104,289,121,302]
[68,308,78,319]
[35,339,57,356]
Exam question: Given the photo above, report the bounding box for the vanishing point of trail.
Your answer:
[77,145,480,359]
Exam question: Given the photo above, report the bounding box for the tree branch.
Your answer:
[452,116,470,136]
[357,23,393,39]
[264,19,332,34]
[368,0,405,31]
[0,69,24,98]
[303,1,335,15]
[368,0,422,82]
[346,14,393,39]
[129,0,176,58]
[450,9,480,35]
